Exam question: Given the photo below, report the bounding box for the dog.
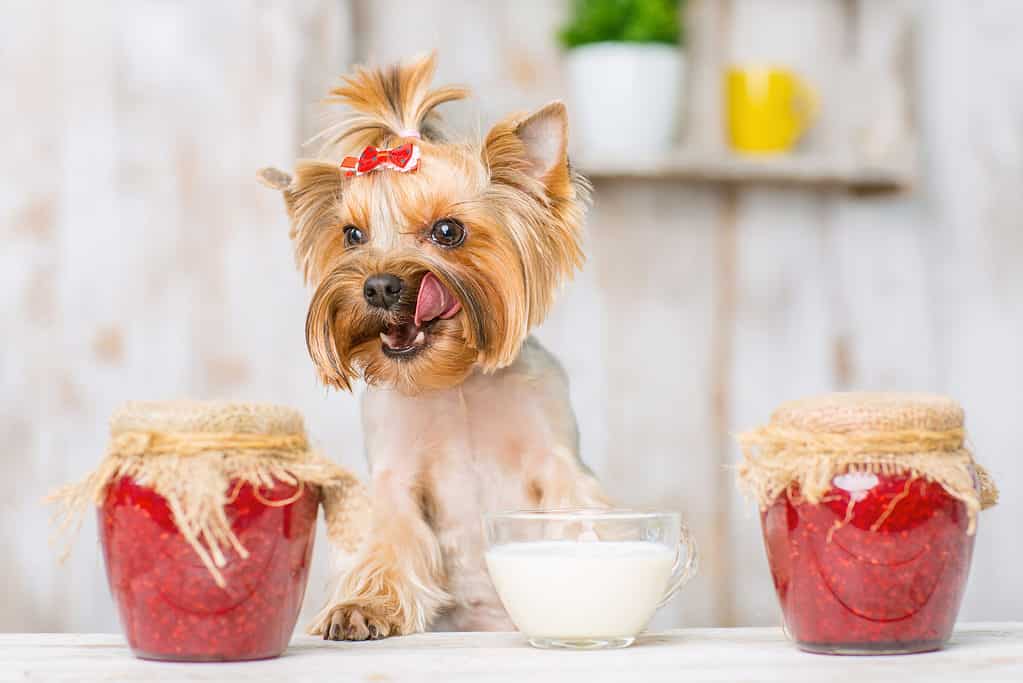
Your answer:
[259,53,608,640]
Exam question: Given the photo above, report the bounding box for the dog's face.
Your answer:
[261,101,587,394]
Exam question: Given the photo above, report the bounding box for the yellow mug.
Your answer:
[725,67,817,153]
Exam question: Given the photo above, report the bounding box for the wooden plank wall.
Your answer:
[1,0,1020,632]
[1,0,357,632]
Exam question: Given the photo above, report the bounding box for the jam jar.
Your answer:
[738,393,998,655]
[49,401,365,662]
[100,475,318,661]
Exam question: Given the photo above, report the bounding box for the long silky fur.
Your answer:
[305,252,485,393]
[316,51,470,155]
[270,53,589,393]
[261,51,598,643]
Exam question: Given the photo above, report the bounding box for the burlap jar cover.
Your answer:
[49,400,369,586]
[737,393,998,534]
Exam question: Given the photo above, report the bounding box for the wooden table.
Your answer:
[2,624,1020,682]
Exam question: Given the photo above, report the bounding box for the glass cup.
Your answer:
[483,509,698,650]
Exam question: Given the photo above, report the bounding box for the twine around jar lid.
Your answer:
[48,400,369,587]
[107,401,311,461]
[736,392,997,535]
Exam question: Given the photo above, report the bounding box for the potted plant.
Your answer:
[559,0,685,157]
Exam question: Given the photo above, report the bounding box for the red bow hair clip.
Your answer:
[340,142,421,177]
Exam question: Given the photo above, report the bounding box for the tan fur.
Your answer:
[319,51,469,152]
[260,54,606,640]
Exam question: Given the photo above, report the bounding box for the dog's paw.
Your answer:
[319,602,404,641]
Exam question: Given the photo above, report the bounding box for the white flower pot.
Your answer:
[565,42,684,158]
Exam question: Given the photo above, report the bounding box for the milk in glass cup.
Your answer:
[483,509,698,649]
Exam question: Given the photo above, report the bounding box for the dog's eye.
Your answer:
[343,225,366,247]
[429,219,466,248]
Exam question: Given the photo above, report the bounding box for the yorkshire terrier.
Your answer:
[259,53,608,640]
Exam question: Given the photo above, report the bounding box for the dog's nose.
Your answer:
[363,273,404,309]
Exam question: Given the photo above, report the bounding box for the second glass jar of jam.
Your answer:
[738,393,998,655]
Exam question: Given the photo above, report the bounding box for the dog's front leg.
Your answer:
[312,468,450,640]
[533,445,611,509]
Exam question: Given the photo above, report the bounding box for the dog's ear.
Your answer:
[259,166,306,249]
[480,101,586,346]
[257,166,293,191]
[257,167,296,216]
[511,101,568,181]
[483,101,571,197]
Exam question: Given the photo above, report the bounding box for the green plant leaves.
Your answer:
[558,0,684,49]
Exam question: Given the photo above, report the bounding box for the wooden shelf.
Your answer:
[576,149,916,193]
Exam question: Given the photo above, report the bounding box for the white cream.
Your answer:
[485,540,674,640]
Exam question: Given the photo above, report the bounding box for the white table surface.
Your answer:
[2,623,1020,683]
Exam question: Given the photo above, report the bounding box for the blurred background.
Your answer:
[2,0,1021,632]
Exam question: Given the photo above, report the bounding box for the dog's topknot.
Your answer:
[317,51,469,155]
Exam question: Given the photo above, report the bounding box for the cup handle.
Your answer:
[657,522,698,609]
[792,78,819,139]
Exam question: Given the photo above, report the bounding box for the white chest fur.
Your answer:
[359,338,606,631]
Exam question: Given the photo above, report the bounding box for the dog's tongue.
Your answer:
[415,272,461,326]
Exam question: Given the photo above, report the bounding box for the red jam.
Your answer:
[99,476,318,661]
[762,472,974,654]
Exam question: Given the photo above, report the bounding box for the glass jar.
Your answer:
[100,476,318,661]
[737,393,997,655]
[762,473,974,654]
[48,400,366,662]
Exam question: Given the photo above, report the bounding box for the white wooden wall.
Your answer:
[1,0,1020,633]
